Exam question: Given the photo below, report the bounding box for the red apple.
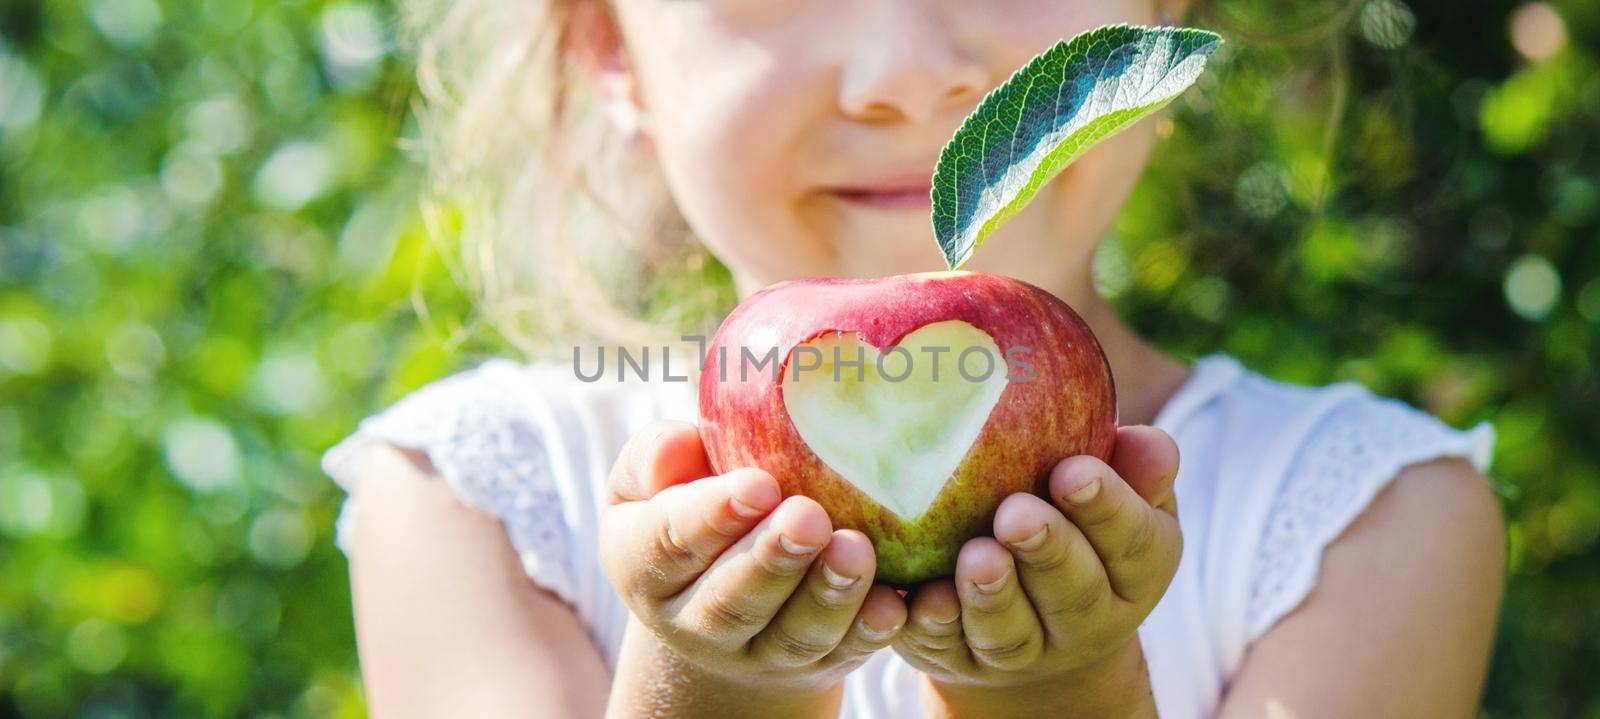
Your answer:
[697,271,1117,584]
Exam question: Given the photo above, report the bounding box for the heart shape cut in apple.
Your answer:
[781,321,1009,521]
[698,271,1117,584]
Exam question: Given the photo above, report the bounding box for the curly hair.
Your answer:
[393,0,1355,359]
[394,0,730,360]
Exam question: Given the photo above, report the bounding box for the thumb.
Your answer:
[607,420,714,504]
[1106,425,1181,513]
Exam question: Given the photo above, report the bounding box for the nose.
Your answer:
[837,6,988,124]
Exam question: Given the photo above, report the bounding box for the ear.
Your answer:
[565,1,650,143]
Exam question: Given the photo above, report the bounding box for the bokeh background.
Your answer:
[1,0,1597,716]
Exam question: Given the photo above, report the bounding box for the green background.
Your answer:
[1,0,1597,715]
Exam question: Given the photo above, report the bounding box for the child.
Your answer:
[322,1,1505,717]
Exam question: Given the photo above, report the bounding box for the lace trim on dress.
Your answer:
[1244,394,1495,640]
[320,361,580,609]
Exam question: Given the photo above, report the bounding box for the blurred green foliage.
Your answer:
[0,0,1596,716]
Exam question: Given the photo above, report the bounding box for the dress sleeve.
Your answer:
[319,360,581,610]
[1244,393,1496,641]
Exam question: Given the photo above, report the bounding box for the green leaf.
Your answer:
[931,25,1222,269]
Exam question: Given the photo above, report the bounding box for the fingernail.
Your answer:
[779,533,822,556]
[729,495,768,519]
[972,568,1011,595]
[856,619,897,642]
[822,562,862,591]
[1064,477,1101,505]
[1008,525,1050,552]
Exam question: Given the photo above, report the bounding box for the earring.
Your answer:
[631,128,654,157]
[605,101,646,150]
[622,117,653,157]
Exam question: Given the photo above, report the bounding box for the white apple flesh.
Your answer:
[698,271,1117,584]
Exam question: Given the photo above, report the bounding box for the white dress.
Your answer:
[321,353,1494,718]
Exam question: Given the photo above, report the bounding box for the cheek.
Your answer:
[1041,121,1158,238]
[645,52,811,223]
[1058,120,1158,200]
[1054,122,1158,242]
[635,35,830,274]
[978,121,1158,273]
[975,1,1157,72]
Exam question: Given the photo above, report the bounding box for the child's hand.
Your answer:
[600,420,907,698]
[893,426,1182,718]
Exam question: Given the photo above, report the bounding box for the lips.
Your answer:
[826,185,933,212]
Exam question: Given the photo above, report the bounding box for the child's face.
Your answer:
[602,0,1170,293]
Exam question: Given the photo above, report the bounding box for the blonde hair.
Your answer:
[393,1,1344,363]
[395,0,733,360]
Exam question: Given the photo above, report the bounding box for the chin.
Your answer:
[838,259,945,281]
[830,238,948,279]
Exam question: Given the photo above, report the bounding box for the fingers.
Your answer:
[602,468,782,600]
[750,530,879,665]
[992,492,1113,640]
[825,585,907,668]
[951,538,1045,671]
[1049,455,1182,603]
[607,420,714,504]
[674,496,834,644]
[895,580,971,674]
[1106,425,1180,514]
